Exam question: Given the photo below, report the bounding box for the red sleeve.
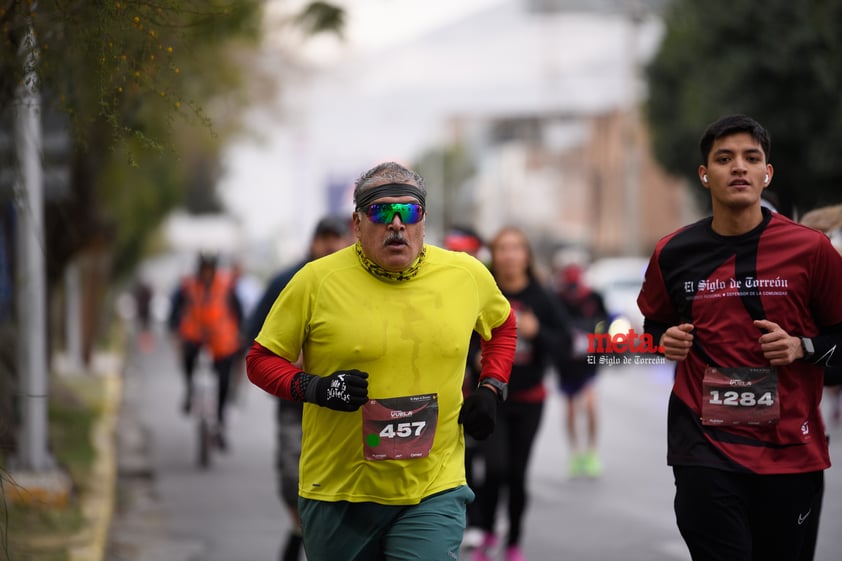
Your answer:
[479,308,517,385]
[246,341,303,400]
[637,246,679,325]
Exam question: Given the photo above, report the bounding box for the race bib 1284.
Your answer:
[701,366,779,426]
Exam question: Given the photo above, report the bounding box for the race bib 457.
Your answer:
[362,394,438,460]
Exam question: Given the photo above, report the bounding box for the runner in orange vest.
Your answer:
[168,253,243,449]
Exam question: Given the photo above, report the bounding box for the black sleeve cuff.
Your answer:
[808,322,842,367]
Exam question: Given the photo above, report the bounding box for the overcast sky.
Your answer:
[282,0,508,64]
[218,0,662,266]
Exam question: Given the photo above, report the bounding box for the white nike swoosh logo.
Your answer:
[797,509,812,525]
[816,345,837,366]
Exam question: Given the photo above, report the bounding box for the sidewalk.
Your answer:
[105,324,288,561]
[105,333,205,561]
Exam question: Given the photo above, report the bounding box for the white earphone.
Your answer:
[702,174,708,183]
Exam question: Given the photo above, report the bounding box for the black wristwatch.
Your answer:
[801,337,815,361]
[479,378,508,402]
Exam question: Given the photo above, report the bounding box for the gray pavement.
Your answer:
[107,326,842,561]
[107,327,285,561]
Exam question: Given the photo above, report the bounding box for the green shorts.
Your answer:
[299,485,474,561]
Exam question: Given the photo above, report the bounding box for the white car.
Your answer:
[584,256,650,336]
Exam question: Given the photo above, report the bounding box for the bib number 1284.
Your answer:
[707,390,774,407]
[701,366,779,426]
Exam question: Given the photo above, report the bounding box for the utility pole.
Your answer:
[13,22,53,472]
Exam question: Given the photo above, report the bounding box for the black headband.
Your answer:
[355,183,426,210]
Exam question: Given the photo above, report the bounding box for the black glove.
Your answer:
[458,386,497,440]
[300,369,369,411]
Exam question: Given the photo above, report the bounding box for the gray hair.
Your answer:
[353,162,426,206]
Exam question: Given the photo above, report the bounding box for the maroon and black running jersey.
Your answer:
[638,209,842,474]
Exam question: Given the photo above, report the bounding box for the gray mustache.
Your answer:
[384,232,408,245]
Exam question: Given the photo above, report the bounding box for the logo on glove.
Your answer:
[326,375,351,403]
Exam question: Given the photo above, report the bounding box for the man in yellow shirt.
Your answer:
[247,161,516,561]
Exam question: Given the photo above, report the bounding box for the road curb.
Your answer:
[69,355,122,561]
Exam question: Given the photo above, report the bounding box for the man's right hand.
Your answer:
[303,370,369,411]
[661,323,694,361]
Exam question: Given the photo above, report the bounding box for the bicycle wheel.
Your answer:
[198,416,213,468]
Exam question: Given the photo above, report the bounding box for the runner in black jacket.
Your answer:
[472,226,571,561]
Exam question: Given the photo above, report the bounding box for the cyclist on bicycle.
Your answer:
[168,252,243,449]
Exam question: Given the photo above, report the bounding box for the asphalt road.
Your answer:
[107,325,842,561]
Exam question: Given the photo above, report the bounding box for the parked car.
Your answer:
[584,256,650,336]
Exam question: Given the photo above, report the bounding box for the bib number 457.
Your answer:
[362,394,438,460]
[379,421,427,439]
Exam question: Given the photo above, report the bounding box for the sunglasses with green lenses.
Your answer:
[363,203,425,224]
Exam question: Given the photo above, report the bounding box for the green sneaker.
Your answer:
[582,452,603,477]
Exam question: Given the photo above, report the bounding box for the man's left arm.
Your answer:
[800,322,842,367]
[755,320,842,367]
[459,309,516,440]
[803,234,842,367]
[478,308,517,388]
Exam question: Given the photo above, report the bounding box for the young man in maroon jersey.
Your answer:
[637,114,842,561]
